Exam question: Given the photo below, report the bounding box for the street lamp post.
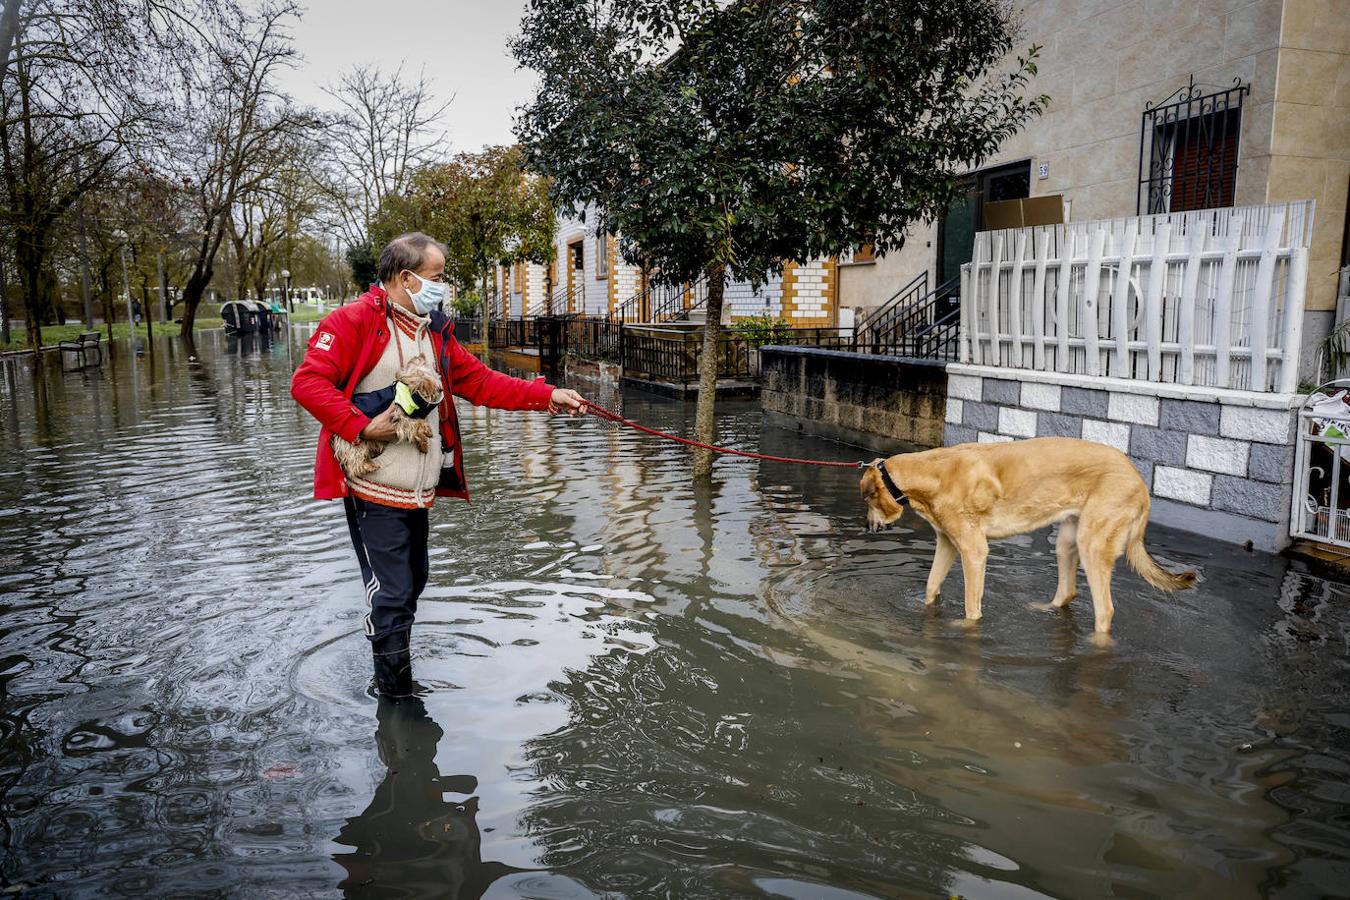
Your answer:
[112,230,135,344]
[281,268,292,313]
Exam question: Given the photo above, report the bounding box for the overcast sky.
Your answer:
[277,0,536,152]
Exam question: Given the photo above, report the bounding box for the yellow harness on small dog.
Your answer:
[394,381,422,416]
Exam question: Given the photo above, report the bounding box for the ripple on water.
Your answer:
[1,344,1349,896]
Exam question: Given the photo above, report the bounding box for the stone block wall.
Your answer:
[725,276,784,320]
[761,347,948,450]
[944,364,1300,552]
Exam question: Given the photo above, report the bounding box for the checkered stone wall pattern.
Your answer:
[943,366,1300,552]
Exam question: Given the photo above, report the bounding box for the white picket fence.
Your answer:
[959,201,1314,393]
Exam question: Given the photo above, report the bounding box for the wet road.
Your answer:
[0,329,1347,898]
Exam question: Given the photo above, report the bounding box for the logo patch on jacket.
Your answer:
[315,331,334,351]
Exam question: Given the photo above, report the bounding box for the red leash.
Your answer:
[582,401,865,469]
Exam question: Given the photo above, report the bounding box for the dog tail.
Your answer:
[1126,520,1197,592]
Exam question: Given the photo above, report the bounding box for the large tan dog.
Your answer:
[860,436,1196,637]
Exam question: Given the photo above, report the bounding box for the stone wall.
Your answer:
[761,347,948,450]
[944,363,1300,552]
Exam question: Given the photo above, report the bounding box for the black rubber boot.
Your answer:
[371,628,413,699]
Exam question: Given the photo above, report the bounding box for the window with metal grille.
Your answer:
[1138,77,1249,215]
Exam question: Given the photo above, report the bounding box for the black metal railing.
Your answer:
[908,307,961,360]
[616,324,860,385]
[491,265,963,386]
[448,316,483,344]
[608,277,709,324]
[610,285,646,323]
[560,306,957,386]
[490,316,541,349]
[544,283,583,316]
[619,327,740,385]
[858,274,960,358]
[564,315,624,360]
[652,278,708,322]
[856,271,928,336]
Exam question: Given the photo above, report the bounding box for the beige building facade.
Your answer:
[839,0,1350,345]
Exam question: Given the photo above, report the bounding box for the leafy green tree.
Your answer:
[346,243,377,291]
[372,145,553,323]
[514,0,1046,475]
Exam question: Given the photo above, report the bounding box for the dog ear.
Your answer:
[859,467,877,499]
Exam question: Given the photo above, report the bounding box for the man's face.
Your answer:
[396,247,447,298]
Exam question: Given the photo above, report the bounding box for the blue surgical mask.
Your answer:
[404,271,448,314]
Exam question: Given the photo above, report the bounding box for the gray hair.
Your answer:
[377,232,448,283]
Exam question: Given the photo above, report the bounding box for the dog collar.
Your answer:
[873,461,909,506]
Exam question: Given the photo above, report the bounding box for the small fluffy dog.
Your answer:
[860,436,1196,638]
[332,354,443,478]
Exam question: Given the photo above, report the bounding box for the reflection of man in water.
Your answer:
[334,698,523,898]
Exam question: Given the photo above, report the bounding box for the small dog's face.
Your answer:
[860,459,905,533]
[398,355,443,405]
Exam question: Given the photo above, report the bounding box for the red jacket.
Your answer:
[290,286,555,501]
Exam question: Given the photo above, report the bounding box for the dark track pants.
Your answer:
[344,495,430,641]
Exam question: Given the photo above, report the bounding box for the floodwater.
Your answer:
[1,329,1348,899]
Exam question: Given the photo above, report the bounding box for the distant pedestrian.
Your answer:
[132,299,142,324]
[290,232,585,698]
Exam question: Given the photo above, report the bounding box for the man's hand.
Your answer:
[548,388,586,416]
[360,404,399,442]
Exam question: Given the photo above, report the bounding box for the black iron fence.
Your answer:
[488,305,960,386]
[563,315,623,360]
[621,327,747,385]
[490,317,541,349]
[448,316,483,344]
[618,325,864,385]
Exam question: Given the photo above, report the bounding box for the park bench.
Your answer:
[59,331,103,370]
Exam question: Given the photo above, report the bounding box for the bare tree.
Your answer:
[0,1,165,348]
[319,64,452,250]
[166,0,307,336]
[0,0,223,349]
[224,126,318,305]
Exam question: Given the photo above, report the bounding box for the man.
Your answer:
[291,232,585,697]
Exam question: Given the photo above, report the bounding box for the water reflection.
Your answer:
[0,332,1348,897]
[334,698,522,898]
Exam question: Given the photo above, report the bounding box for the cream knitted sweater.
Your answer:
[346,304,442,508]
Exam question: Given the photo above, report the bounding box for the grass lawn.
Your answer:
[2,304,324,353]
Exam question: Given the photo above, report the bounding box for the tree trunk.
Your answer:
[180,268,211,338]
[98,264,114,344]
[0,247,10,347]
[17,239,41,351]
[119,246,134,346]
[140,282,154,346]
[157,251,169,323]
[692,263,727,478]
[78,223,94,328]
